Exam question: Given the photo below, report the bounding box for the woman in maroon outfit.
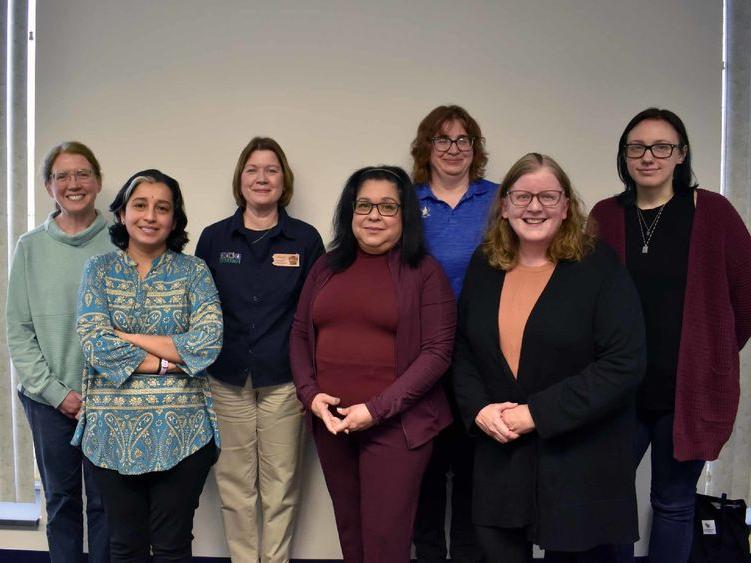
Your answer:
[290,166,455,563]
[589,108,751,563]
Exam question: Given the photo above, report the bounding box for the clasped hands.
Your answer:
[475,402,535,443]
[311,393,374,435]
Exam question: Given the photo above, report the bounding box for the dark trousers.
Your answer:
[616,411,705,563]
[313,418,433,563]
[413,418,481,562]
[475,526,630,563]
[19,391,109,563]
[90,441,216,563]
[475,526,532,563]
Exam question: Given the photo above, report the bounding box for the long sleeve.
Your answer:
[528,266,646,439]
[720,199,751,350]
[6,240,70,407]
[365,260,456,423]
[76,256,148,386]
[452,252,495,432]
[170,260,223,375]
[453,322,493,434]
[289,257,326,409]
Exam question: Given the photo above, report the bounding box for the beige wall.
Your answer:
[15,0,722,558]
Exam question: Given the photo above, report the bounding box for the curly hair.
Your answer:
[482,153,593,270]
[109,169,189,252]
[410,105,488,185]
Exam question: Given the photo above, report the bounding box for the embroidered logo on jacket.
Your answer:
[421,205,431,218]
[219,251,242,264]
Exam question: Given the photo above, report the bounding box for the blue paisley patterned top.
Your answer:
[71,249,223,475]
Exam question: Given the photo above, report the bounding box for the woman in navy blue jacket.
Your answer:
[196,137,324,563]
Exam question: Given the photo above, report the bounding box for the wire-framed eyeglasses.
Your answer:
[50,168,95,183]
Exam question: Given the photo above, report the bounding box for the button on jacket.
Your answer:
[196,207,324,388]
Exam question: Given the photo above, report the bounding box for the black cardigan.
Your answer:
[453,242,646,551]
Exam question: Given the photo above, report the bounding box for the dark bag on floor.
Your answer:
[689,493,750,563]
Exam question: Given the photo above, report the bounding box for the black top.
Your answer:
[624,190,694,411]
[453,242,645,550]
[195,208,325,388]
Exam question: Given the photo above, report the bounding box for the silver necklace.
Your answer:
[251,229,270,244]
[636,204,666,254]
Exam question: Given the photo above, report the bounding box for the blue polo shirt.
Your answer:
[416,178,499,296]
[195,207,324,388]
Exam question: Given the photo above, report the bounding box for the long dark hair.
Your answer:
[328,165,425,272]
[616,108,697,204]
[109,169,189,252]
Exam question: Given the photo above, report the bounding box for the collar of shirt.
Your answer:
[118,248,174,274]
[230,207,296,242]
[415,178,493,205]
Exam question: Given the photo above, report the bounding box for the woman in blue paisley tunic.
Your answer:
[73,169,223,562]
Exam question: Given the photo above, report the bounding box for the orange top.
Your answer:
[498,262,555,377]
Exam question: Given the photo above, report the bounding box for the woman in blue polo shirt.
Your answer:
[195,137,324,563]
[410,105,499,563]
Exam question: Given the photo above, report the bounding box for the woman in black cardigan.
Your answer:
[453,153,646,562]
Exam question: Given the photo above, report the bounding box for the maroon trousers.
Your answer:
[313,418,433,563]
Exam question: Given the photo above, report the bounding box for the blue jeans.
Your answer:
[20,391,109,563]
[619,410,705,563]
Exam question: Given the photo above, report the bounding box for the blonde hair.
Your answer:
[482,153,594,270]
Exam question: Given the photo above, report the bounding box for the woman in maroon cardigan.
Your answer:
[290,165,455,563]
[589,108,751,563]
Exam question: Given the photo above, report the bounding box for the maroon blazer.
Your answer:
[590,189,751,461]
[290,249,455,449]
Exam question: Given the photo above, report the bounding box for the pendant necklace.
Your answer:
[636,203,666,254]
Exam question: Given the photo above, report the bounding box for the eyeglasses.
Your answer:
[431,135,476,153]
[353,200,401,217]
[50,168,95,183]
[623,143,683,159]
[506,190,565,207]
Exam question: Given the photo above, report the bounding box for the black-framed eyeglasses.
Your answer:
[623,143,683,159]
[50,168,95,183]
[353,200,401,217]
[431,135,477,153]
[506,190,565,207]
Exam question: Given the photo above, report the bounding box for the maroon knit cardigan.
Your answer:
[589,189,751,461]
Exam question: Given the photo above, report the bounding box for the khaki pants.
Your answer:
[210,377,304,563]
